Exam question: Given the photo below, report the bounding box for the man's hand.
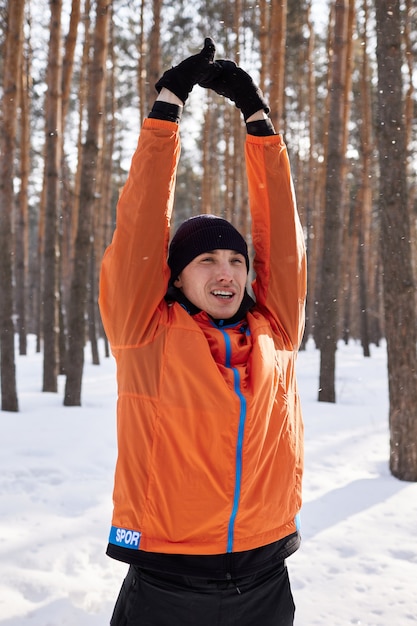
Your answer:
[199,60,270,121]
[155,38,216,104]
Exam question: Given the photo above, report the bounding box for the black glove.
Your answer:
[155,38,216,104]
[199,60,270,120]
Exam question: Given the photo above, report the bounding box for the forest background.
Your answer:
[0,0,416,481]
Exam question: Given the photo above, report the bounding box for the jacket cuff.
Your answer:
[246,118,276,136]
[148,101,182,124]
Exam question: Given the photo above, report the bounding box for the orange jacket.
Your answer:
[99,118,306,558]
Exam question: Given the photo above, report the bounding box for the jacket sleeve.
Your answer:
[245,133,306,349]
[99,118,181,347]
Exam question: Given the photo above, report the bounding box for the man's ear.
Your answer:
[174,276,182,288]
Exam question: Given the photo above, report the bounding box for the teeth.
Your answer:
[212,290,233,297]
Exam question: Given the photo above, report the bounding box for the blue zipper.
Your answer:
[219,326,247,553]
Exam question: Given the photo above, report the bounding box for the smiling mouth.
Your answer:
[211,290,234,299]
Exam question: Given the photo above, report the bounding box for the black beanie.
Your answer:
[168,215,249,285]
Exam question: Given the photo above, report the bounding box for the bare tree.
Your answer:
[64,0,111,406]
[304,1,320,345]
[148,0,162,113]
[317,0,349,402]
[356,0,374,356]
[137,0,147,125]
[70,0,91,265]
[269,0,287,132]
[258,0,269,93]
[0,0,25,412]
[201,94,215,214]
[339,0,355,345]
[62,0,81,124]
[96,15,117,361]
[375,0,417,481]
[59,0,82,374]
[42,0,63,393]
[403,0,416,267]
[15,26,31,357]
[230,1,246,237]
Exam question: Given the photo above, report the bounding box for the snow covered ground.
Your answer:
[1,336,416,625]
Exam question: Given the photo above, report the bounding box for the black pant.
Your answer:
[110,561,295,626]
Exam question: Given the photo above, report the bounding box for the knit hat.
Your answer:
[168,215,249,285]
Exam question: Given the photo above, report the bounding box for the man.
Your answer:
[99,38,306,626]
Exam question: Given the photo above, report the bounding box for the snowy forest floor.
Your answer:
[1,337,417,625]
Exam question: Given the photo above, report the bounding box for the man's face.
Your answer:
[174,249,248,319]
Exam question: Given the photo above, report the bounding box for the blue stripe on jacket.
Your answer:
[218,326,248,553]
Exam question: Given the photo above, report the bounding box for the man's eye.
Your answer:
[231,258,243,264]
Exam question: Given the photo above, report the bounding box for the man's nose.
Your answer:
[216,261,233,281]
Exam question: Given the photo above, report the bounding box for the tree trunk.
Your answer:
[357,0,373,357]
[70,0,91,268]
[88,244,100,365]
[96,28,117,357]
[64,0,110,406]
[339,0,355,345]
[269,0,287,131]
[42,0,63,393]
[375,0,417,482]
[258,0,269,93]
[201,103,213,214]
[317,0,349,403]
[231,0,245,236]
[61,0,81,124]
[15,39,30,356]
[60,0,82,371]
[403,0,416,276]
[34,182,46,354]
[0,0,25,412]
[303,2,317,345]
[137,0,146,125]
[148,0,161,112]
[357,226,370,356]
